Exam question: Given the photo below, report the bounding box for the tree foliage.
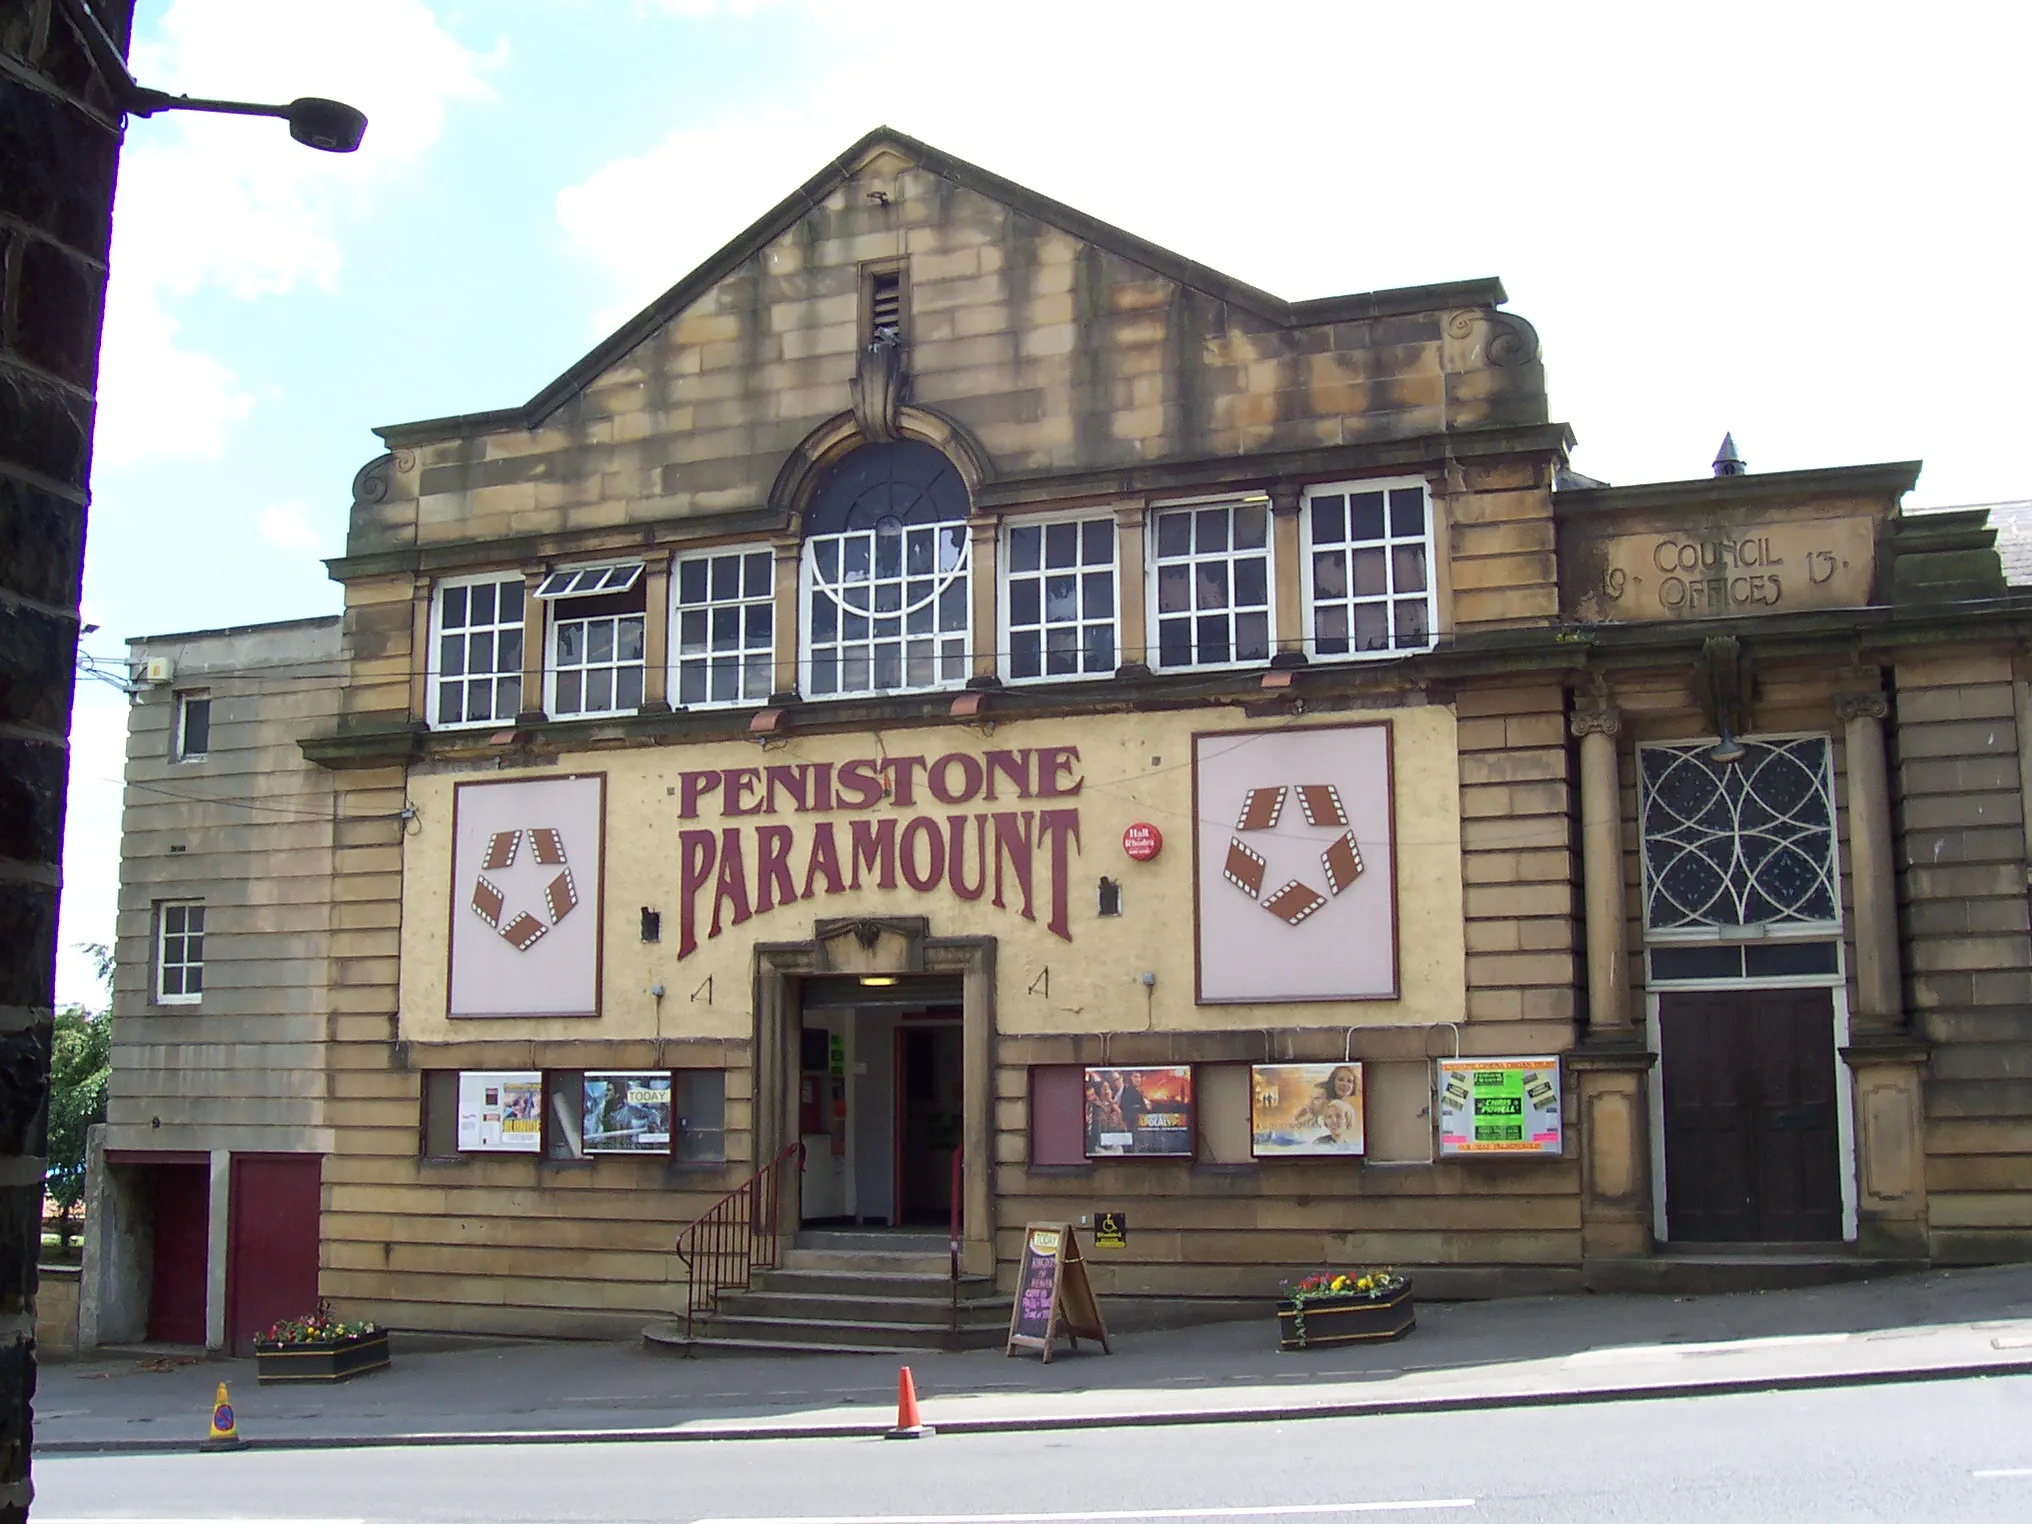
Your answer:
[47,1007,111,1217]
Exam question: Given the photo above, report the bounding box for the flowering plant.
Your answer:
[1283,1269,1403,1301]
[258,1301,380,1347]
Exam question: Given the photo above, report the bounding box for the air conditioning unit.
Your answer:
[143,657,173,685]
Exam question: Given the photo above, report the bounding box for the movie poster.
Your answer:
[1437,1057,1562,1156]
[456,1070,543,1153]
[1083,1066,1194,1158]
[582,1071,673,1154]
[1250,1063,1366,1157]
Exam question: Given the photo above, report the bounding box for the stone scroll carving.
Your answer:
[850,332,906,443]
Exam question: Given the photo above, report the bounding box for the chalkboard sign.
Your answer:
[1006,1223,1111,1363]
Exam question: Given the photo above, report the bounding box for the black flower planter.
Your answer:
[254,1329,391,1384]
[1276,1282,1415,1351]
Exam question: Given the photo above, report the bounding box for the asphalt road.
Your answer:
[33,1373,2032,1524]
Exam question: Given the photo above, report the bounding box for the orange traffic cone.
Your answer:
[885,1364,933,1439]
[202,1381,242,1450]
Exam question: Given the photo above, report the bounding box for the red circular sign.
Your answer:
[1122,823,1163,861]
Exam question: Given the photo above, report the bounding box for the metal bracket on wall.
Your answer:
[1028,967,1049,997]
[691,976,712,1005]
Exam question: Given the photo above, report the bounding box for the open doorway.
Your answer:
[796,976,963,1229]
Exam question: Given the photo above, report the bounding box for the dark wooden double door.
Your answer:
[1660,989,1842,1242]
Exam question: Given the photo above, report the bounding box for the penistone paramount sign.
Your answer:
[670,745,1085,958]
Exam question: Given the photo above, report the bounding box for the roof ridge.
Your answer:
[375,126,1509,448]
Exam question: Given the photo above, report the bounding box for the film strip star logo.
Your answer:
[1222,784,1364,926]
[470,826,578,951]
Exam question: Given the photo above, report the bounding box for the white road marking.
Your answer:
[39,1519,366,1523]
[695,1504,1474,1524]
[1973,1467,2032,1478]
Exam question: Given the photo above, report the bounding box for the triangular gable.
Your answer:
[376,125,1506,446]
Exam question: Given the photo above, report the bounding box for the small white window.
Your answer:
[544,564,647,719]
[156,901,205,1005]
[673,546,774,708]
[1002,514,1116,682]
[1302,479,1436,659]
[173,691,210,761]
[431,575,525,728]
[1148,498,1272,671]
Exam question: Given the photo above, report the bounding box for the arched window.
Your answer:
[801,441,971,697]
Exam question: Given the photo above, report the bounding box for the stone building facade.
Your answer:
[91,129,2032,1344]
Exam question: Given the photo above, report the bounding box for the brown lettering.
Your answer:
[947,815,988,901]
[883,755,927,807]
[724,767,763,816]
[678,828,717,958]
[765,764,809,814]
[755,825,797,913]
[801,821,845,898]
[1037,809,1081,943]
[928,752,984,805]
[711,827,751,935]
[983,749,1032,800]
[899,815,946,892]
[993,810,1036,921]
[850,817,897,889]
[679,770,722,819]
[836,757,884,809]
[1035,745,1082,798]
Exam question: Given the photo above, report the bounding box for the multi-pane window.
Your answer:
[157,901,205,1004]
[433,576,525,727]
[801,440,972,698]
[1304,480,1435,658]
[673,547,774,708]
[1150,499,1271,670]
[1004,516,1116,681]
[174,691,210,761]
[539,564,645,719]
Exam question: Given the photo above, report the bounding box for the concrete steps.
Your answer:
[645,1230,1009,1355]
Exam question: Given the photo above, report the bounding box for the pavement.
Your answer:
[35,1261,2032,1454]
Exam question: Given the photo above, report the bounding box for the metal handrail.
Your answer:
[948,1143,963,1336]
[673,1139,803,1339]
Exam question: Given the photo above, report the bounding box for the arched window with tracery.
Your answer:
[800,440,971,697]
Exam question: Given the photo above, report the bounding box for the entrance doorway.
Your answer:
[146,1162,209,1345]
[796,979,963,1229]
[1659,989,1842,1242]
[226,1154,322,1355]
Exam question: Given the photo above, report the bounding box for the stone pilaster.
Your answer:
[1269,483,1306,666]
[1843,1035,1931,1259]
[1836,687,1900,1026]
[639,550,672,713]
[1571,693,1629,1031]
[769,537,800,702]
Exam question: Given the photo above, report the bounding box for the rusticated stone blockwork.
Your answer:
[1893,654,2032,1262]
[1,0,137,1513]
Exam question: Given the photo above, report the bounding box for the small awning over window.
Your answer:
[535,564,644,599]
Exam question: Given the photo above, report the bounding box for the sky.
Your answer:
[57,0,2032,1007]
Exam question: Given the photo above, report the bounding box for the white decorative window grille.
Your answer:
[674,546,775,707]
[801,441,971,698]
[432,575,525,727]
[1638,736,1838,934]
[1303,479,1436,657]
[1150,498,1271,670]
[156,901,205,1004]
[1003,514,1116,681]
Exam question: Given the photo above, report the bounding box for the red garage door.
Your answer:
[226,1154,323,1356]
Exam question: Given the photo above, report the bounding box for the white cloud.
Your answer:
[257,500,328,556]
[55,693,133,1012]
[94,0,494,471]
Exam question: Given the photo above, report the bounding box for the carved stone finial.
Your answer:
[1835,691,1890,723]
[850,333,905,443]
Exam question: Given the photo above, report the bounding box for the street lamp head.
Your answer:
[286,97,368,154]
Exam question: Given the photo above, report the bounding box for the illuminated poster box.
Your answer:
[1437,1057,1562,1157]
